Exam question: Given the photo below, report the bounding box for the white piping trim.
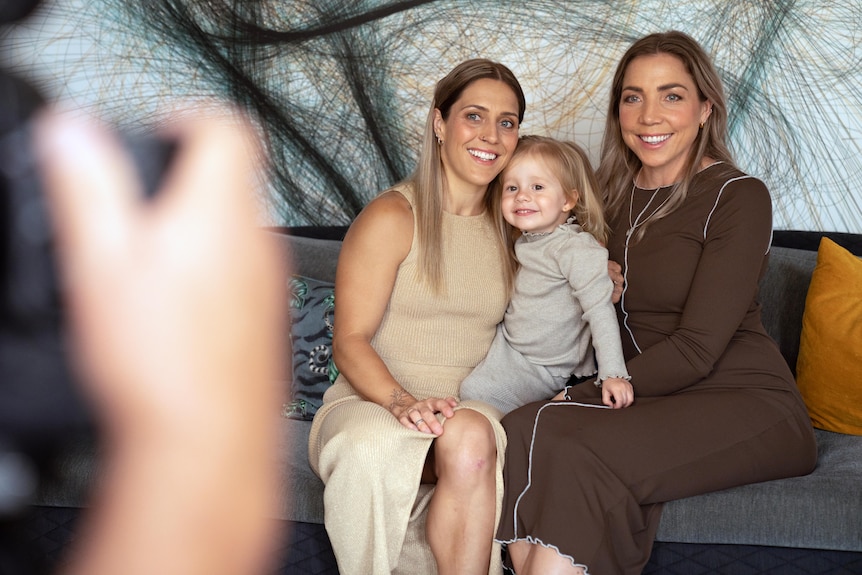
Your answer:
[620,237,639,353]
[505,402,608,572]
[621,173,761,353]
[702,175,752,240]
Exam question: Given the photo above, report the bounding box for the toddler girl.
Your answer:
[460,135,632,413]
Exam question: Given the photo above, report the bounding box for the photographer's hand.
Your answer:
[36,109,285,575]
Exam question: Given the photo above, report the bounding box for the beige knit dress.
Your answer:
[308,185,509,575]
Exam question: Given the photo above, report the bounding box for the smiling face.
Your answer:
[619,53,712,188]
[500,153,575,234]
[434,78,521,196]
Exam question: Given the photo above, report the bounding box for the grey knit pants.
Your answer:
[460,324,571,414]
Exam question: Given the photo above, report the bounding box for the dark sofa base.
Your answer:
[19,506,862,575]
[645,542,862,574]
[16,505,341,575]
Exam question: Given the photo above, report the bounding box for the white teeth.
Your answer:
[641,134,670,144]
[469,149,497,161]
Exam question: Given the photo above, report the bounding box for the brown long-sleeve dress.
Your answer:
[496,163,817,575]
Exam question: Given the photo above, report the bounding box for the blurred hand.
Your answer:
[36,108,285,575]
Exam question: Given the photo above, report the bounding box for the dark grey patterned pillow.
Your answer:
[282,275,338,420]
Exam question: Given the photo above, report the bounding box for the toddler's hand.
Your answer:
[601,377,634,409]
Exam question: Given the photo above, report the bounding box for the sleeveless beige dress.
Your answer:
[308,185,509,574]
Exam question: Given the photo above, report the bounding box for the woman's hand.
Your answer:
[608,260,624,303]
[394,396,459,436]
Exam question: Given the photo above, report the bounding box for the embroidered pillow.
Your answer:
[796,238,862,435]
[282,275,339,420]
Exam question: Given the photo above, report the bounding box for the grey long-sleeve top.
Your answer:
[503,222,630,381]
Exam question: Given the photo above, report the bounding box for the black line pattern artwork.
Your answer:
[3,0,860,231]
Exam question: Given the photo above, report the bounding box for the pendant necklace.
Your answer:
[622,172,671,354]
[627,173,671,239]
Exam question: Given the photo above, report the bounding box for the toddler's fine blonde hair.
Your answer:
[498,135,609,245]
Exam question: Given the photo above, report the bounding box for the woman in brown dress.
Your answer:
[496,31,817,575]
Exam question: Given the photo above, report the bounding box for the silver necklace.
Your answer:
[623,174,669,353]
[627,176,671,238]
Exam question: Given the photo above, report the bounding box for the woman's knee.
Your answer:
[434,409,496,479]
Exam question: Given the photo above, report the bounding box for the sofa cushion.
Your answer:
[657,428,862,552]
[758,246,818,374]
[265,232,343,420]
[796,238,862,435]
[282,275,339,421]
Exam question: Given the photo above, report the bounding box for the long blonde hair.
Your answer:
[596,31,736,241]
[498,135,609,247]
[406,58,526,292]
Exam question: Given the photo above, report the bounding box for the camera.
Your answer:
[1,69,177,442]
[0,67,89,445]
[1,4,176,519]
[0,4,179,573]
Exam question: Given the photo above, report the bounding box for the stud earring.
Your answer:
[699,121,705,130]
[436,135,443,145]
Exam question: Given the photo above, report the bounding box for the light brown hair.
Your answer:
[407,58,526,291]
[596,30,736,241]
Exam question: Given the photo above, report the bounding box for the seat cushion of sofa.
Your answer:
[656,429,862,552]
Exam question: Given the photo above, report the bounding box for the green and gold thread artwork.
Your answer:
[3,0,860,231]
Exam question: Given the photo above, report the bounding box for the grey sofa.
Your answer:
[34,228,862,573]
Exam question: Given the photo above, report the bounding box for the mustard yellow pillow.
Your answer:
[796,237,862,435]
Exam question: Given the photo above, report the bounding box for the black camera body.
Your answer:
[0,70,180,561]
[1,68,177,445]
[0,15,179,575]
[0,69,90,446]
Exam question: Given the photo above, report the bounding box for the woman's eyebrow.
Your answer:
[622,83,690,92]
[459,104,520,118]
[657,82,690,91]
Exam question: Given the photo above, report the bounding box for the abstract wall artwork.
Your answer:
[3,0,860,231]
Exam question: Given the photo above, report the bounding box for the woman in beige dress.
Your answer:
[309,58,525,575]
